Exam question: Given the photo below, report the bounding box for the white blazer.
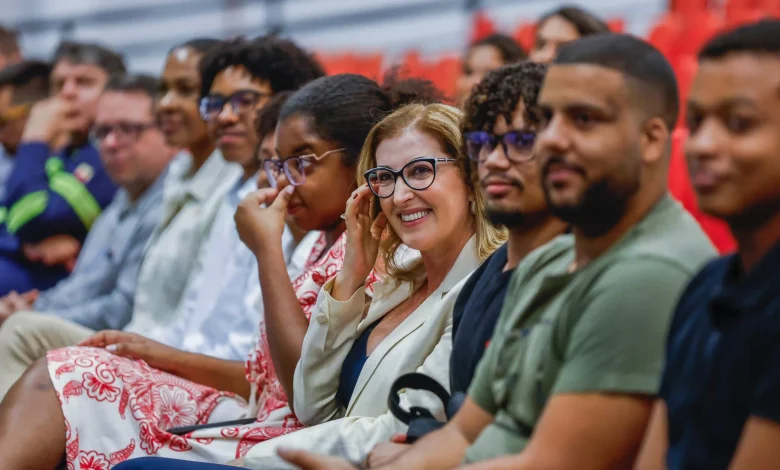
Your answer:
[243,236,481,469]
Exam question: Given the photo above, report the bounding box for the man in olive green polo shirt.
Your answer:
[278,34,717,470]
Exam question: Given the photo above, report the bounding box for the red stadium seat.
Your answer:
[469,10,497,43]
[607,18,626,33]
[513,23,536,52]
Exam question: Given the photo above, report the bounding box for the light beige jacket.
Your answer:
[244,236,480,468]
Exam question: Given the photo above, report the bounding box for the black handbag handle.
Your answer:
[388,372,451,424]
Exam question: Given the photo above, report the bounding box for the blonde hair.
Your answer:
[357,103,506,285]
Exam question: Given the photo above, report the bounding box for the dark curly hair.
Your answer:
[462,61,548,134]
[279,72,444,167]
[199,35,325,98]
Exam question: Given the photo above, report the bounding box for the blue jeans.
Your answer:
[113,458,238,469]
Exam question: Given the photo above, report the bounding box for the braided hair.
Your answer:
[462,61,548,135]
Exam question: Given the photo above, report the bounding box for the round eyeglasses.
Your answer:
[364,157,456,199]
[263,148,346,189]
[464,130,536,163]
[199,90,269,122]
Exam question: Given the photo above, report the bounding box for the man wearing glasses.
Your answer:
[0,41,126,296]
[0,74,174,400]
[0,60,51,201]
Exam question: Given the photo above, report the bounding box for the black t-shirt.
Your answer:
[450,243,513,394]
[661,241,780,470]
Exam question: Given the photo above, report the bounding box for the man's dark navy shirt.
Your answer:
[661,241,780,470]
[451,243,512,394]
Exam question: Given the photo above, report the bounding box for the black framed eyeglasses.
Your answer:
[263,148,346,189]
[465,130,536,163]
[91,122,157,144]
[364,157,457,199]
[199,90,269,121]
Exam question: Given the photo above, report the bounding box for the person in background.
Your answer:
[277,33,715,470]
[634,19,780,470]
[127,35,324,344]
[454,34,526,107]
[0,25,23,193]
[529,4,609,64]
[0,41,126,295]
[0,74,175,400]
[130,37,242,334]
[0,26,21,71]
[0,60,51,200]
[0,39,225,375]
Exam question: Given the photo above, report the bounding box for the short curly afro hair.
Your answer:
[462,61,548,135]
[199,35,325,98]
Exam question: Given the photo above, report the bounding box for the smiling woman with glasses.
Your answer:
[235,102,504,468]
[365,156,456,198]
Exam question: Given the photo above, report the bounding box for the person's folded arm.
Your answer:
[292,276,369,425]
[37,216,158,331]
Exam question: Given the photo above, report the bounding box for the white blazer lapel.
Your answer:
[345,236,480,414]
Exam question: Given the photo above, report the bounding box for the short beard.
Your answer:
[546,177,638,237]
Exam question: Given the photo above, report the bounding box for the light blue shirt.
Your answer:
[135,175,320,361]
[33,171,166,330]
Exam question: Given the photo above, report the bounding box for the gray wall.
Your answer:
[4,0,667,74]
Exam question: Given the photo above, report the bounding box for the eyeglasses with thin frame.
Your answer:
[464,130,536,163]
[199,89,270,122]
[91,122,157,145]
[263,148,347,189]
[364,156,457,199]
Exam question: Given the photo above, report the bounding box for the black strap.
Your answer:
[388,372,451,424]
[167,417,258,435]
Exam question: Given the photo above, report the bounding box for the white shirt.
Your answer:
[127,150,242,335]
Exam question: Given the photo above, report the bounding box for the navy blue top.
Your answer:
[338,319,381,407]
[451,244,511,394]
[661,241,780,470]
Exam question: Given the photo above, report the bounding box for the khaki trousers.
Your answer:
[0,311,95,401]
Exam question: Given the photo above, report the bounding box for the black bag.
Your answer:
[388,372,466,443]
